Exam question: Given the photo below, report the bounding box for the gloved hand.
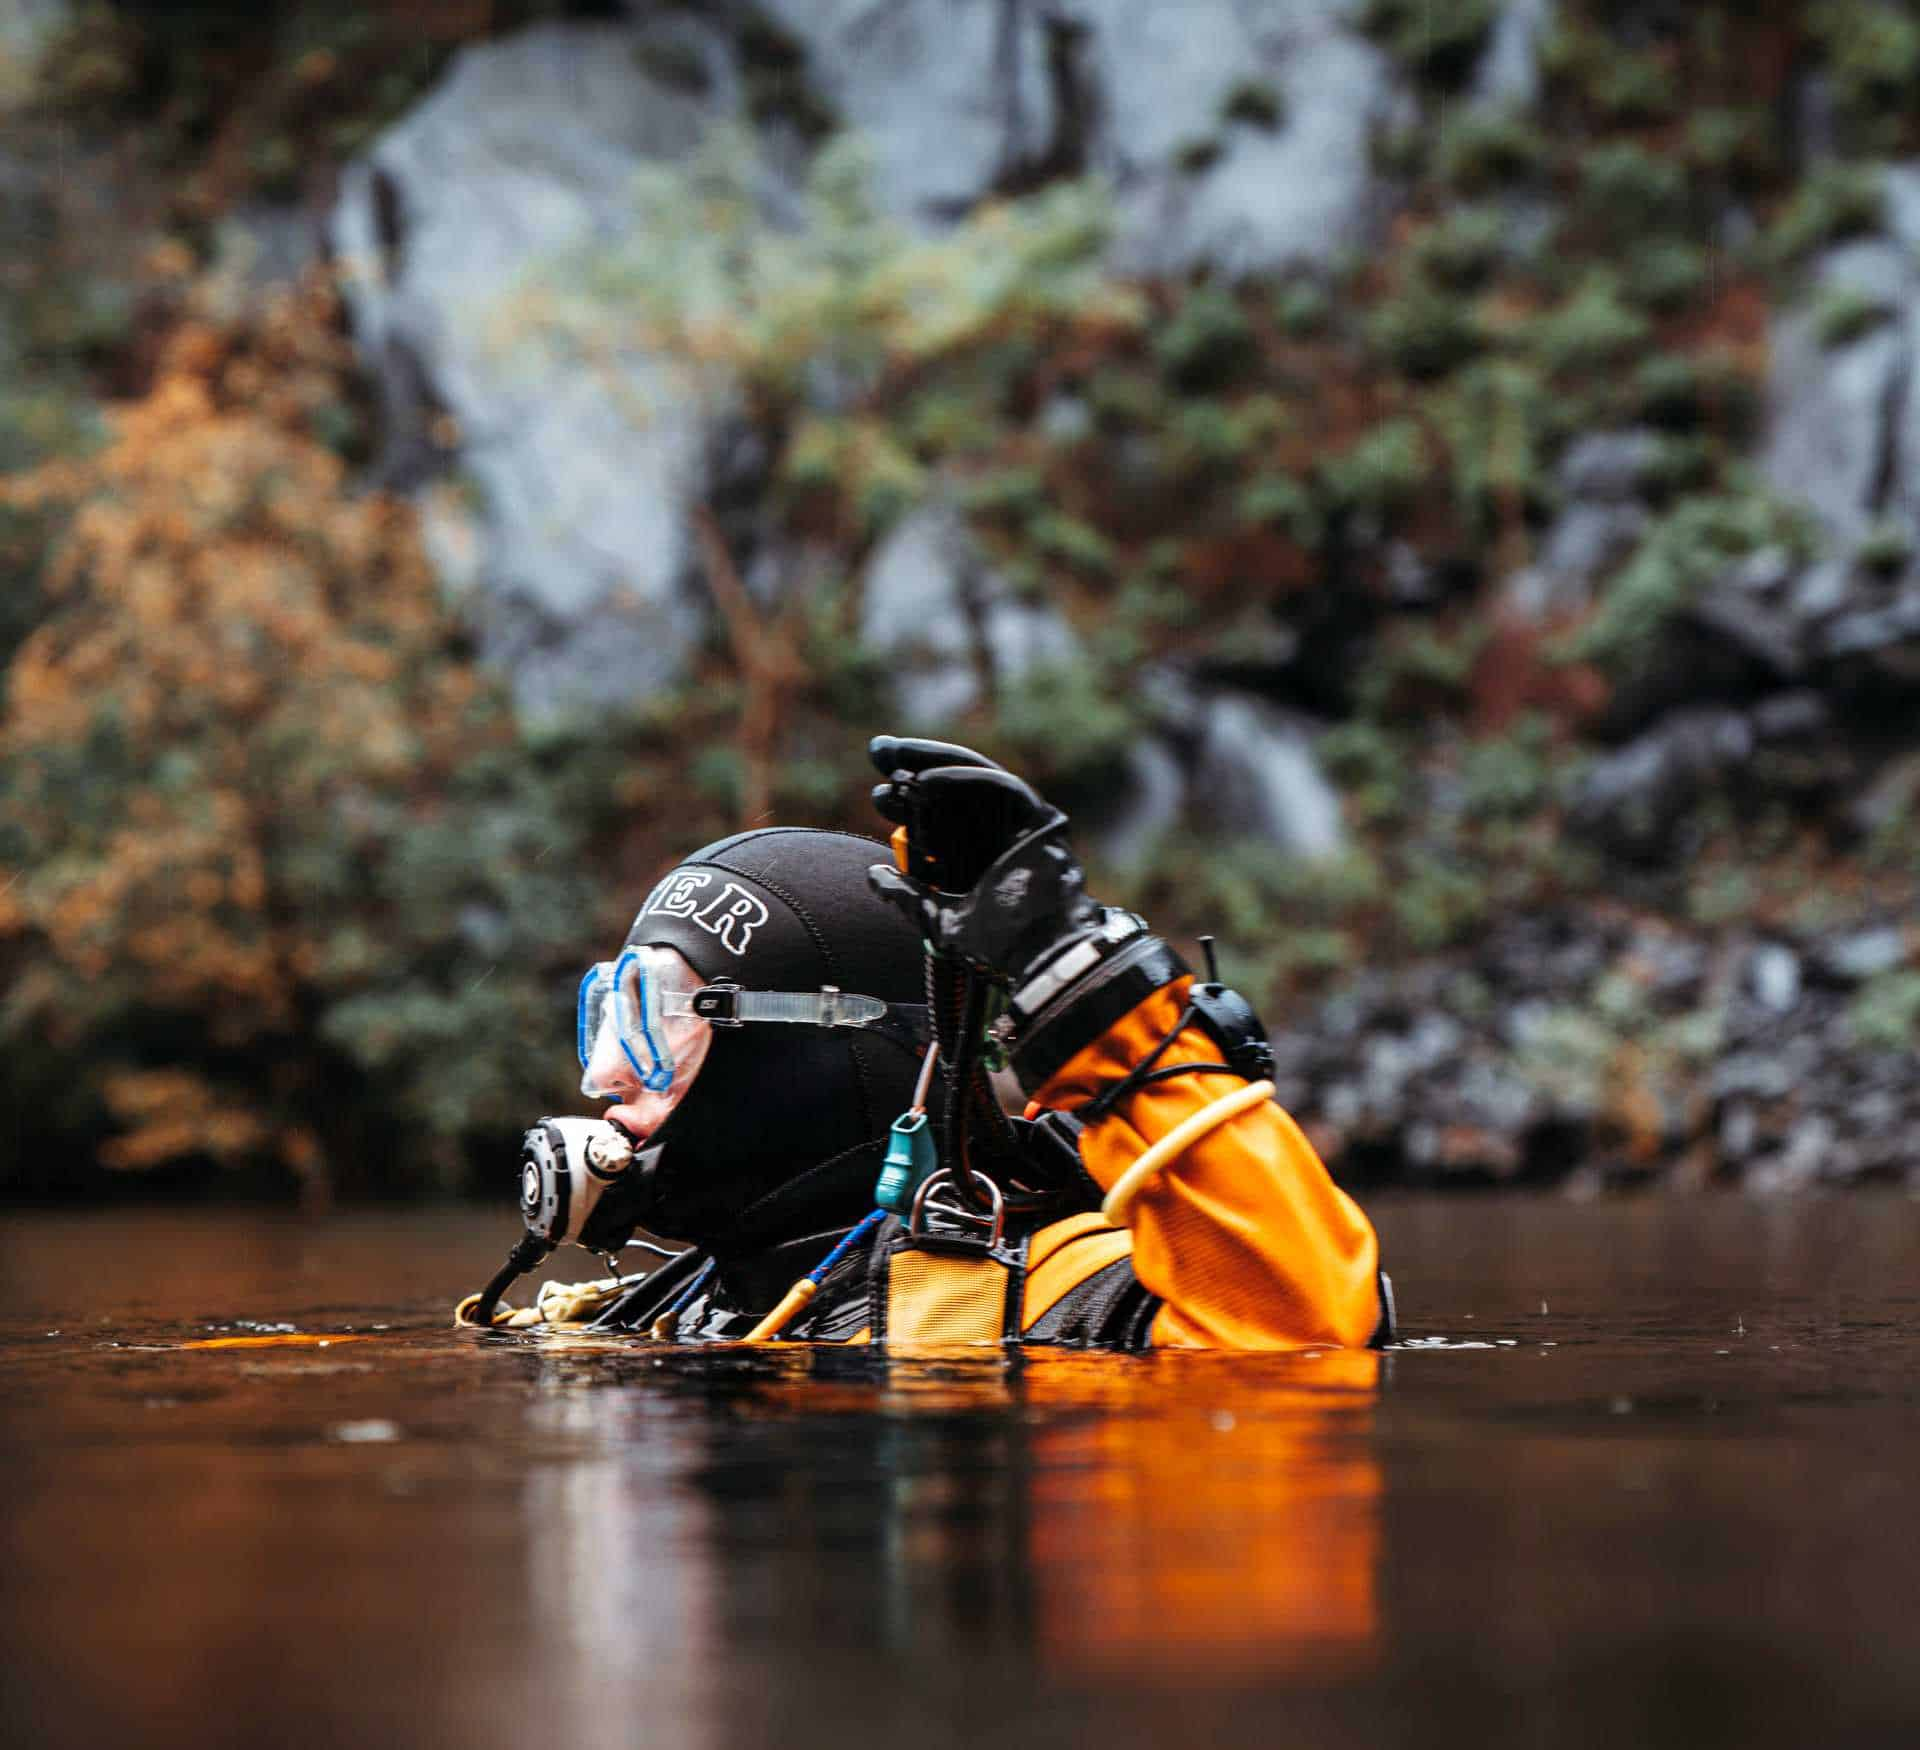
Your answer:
[866,735,1185,1089]
[867,735,1096,972]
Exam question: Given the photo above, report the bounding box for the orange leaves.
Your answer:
[96,1071,272,1172]
[0,271,511,1173]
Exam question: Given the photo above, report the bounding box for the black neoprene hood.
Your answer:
[614,828,927,1253]
[623,828,919,999]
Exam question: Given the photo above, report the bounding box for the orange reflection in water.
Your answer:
[713,1344,1383,1683]
[1021,1349,1382,1682]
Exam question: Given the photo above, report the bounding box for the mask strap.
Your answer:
[677,984,929,1042]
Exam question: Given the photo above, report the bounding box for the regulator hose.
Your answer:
[924,950,1036,1220]
[462,1232,554,1329]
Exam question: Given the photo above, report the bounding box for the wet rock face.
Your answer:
[1272,912,1920,1192]
[1502,430,1658,625]
[758,0,1056,222]
[1074,0,1400,276]
[768,0,1400,273]
[855,508,1348,862]
[858,505,1077,727]
[1712,960,1920,1193]
[1763,235,1920,555]
[1472,0,1555,108]
[1764,172,1920,592]
[1569,695,1840,863]
[1191,693,1346,859]
[1270,912,1636,1185]
[334,5,1402,719]
[333,22,732,721]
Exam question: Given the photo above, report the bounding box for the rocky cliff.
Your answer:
[3,0,1918,1193]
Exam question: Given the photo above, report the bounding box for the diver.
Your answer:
[460,736,1392,1350]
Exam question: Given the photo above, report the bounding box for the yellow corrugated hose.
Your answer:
[453,1274,635,1330]
[1100,1079,1276,1228]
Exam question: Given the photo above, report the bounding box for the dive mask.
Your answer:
[577,943,926,1135]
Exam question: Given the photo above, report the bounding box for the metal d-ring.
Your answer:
[908,1167,1005,1250]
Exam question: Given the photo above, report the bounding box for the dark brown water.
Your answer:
[2,1198,1916,1750]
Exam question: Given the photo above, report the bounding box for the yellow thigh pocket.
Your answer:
[885,1249,1012,1345]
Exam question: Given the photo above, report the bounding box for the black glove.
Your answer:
[866,735,1186,1089]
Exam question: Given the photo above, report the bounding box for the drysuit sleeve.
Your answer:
[1033,976,1384,1351]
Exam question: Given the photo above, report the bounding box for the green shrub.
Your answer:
[1028,511,1116,577]
[1393,856,1489,950]
[1436,104,1547,192]
[1686,862,1757,927]
[1684,108,1773,181]
[1625,238,1710,313]
[1578,143,1689,243]
[1587,49,1676,123]
[1273,277,1331,336]
[1765,164,1886,265]
[1813,284,1898,349]
[1153,284,1258,391]
[1512,1004,1617,1115]
[1323,418,1428,520]
[1318,720,1411,822]
[1432,358,1551,532]
[1856,517,1916,575]
[1237,472,1323,544]
[1638,432,1716,497]
[1527,272,1650,377]
[1460,716,1554,819]
[904,388,999,455]
[1164,394,1283,473]
[1809,0,1920,132]
[1633,354,1707,429]
[0,297,606,1189]
[1113,575,1200,633]
[962,464,1050,521]
[1220,78,1285,130]
[1363,0,1497,86]
[1562,491,1813,677]
[1373,118,1428,181]
[1849,969,1920,1052]
[994,659,1138,788]
[1367,281,1486,379]
[1355,623,1484,721]
[1086,366,1163,429]
[1411,206,1508,292]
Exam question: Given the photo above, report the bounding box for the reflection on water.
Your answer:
[3,1199,1918,1750]
[520,1342,1384,1702]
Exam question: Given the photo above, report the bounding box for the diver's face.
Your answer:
[576,945,714,1142]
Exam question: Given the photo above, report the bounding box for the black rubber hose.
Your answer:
[465,1232,553,1328]
[934,960,992,1213]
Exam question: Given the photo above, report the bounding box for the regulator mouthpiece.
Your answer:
[519,1117,637,1248]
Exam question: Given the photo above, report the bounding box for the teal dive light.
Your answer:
[875,1044,941,1213]
[875,1108,938,1214]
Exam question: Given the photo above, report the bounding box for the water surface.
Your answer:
[2,1198,1915,1749]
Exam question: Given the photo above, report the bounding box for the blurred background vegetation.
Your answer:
[2,0,1917,1202]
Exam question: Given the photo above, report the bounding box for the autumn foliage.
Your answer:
[0,280,593,1192]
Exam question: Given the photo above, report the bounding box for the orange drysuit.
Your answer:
[1028,976,1387,1351]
